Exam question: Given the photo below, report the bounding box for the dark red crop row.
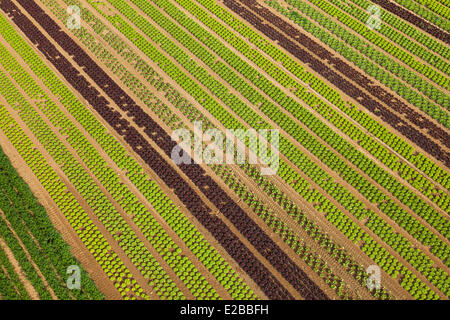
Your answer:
[225,0,450,168]
[1,0,328,300]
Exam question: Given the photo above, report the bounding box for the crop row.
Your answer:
[269,0,449,122]
[114,0,449,268]
[0,214,55,299]
[194,0,450,191]
[0,242,30,300]
[70,0,445,298]
[308,0,448,87]
[410,0,450,20]
[18,0,316,299]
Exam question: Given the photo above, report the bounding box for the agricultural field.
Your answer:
[0,0,448,302]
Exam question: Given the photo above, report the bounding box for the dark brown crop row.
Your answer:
[224,0,450,168]
[1,0,328,300]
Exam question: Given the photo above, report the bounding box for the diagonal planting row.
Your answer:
[0,236,31,300]
[408,0,450,20]
[372,0,450,36]
[369,0,450,42]
[8,0,328,300]
[307,0,450,80]
[405,0,450,20]
[344,0,450,61]
[58,0,447,298]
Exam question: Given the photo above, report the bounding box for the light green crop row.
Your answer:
[326,0,449,76]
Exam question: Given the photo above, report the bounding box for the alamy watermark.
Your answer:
[366,5,381,30]
[66,265,81,290]
[67,5,81,30]
[366,265,381,291]
[171,122,279,176]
